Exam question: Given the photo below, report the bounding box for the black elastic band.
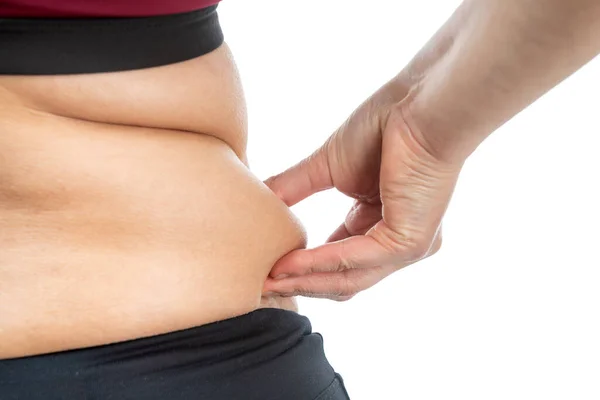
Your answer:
[0,5,223,75]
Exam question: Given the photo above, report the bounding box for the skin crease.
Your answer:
[263,0,600,299]
[0,44,304,359]
[1,0,599,359]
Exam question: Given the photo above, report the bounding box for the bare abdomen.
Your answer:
[0,45,306,358]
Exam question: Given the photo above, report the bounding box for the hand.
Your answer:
[263,79,464,300]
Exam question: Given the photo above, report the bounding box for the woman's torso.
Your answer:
[0,44,306,359]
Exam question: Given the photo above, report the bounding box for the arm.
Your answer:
[264,0,600,299]
[398,0,600,163]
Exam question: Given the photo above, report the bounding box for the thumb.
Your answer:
[264,143,333,206]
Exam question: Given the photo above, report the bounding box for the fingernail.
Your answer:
[274,274,289,280]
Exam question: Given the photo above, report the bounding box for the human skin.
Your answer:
[0,44,304,359]
[264,0,600,299]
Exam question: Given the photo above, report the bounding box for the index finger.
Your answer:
[264,146,333,207]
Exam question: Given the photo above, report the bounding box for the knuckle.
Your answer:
[306,252,320,275]
[337,240,357,272]
[370,223,433,262]
[400,234,432,261]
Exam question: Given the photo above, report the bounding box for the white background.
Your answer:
[220,1,600,399]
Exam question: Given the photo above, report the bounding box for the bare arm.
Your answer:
[264,0,600,300]
[399,0,600,163]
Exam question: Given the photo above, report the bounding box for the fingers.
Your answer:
[262,104,456,301]
[266,223,444,300]
[326,201,382,242]
[264,264,398,301]
[264,144,333,207]
[270,218,437,279]
[326,223,351,243]
[263,273,357,301]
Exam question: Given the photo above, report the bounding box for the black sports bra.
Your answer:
[0,1,224,75]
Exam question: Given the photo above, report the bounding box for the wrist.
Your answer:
[395,91,481,166]
[380,0,493,165]
[378,72,478,167]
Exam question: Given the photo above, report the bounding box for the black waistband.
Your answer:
[0,309,343,400]
[0,5,223,75]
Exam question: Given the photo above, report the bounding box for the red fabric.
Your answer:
[0,0,221,17]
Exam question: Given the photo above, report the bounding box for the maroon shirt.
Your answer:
[0,0,221,17]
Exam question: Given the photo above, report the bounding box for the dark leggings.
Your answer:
[0,308,350,400]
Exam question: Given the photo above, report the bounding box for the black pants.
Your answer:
[0,309,350,399]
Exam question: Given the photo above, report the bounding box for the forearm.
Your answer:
[396,0,600,163]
